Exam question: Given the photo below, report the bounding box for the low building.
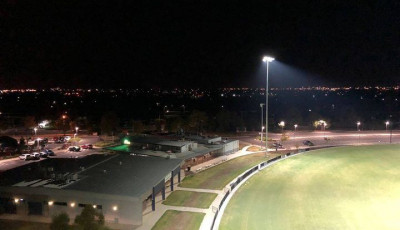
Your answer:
[118,135,239,171]
[0,154,182,230]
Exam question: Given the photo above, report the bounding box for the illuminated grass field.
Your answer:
[220,145,400,230]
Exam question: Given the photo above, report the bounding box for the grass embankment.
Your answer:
[162,190,217,209]
[93,141,115,147]
[180,152,278,190]
[220,144,400,230]
[152,210,205,230]
[0,219,50,230]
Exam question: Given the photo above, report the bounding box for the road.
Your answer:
[0,135,102,172]
[236,130,400,150]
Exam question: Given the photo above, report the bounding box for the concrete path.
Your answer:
[137,146,260,230]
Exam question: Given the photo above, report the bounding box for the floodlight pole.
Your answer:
[260,103,264,149]
[266,61,269,156]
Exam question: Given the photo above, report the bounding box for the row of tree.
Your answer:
[51,205,109,230]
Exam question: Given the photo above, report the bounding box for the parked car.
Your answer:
[39,151,48,158]
[68,146,80,152]
[272,142,284,149]
[31,152,41,159]
[81,144,93,149]
[19,154,32,161]
[64,136,71,141]
[44,149,55,156]
[55,137,65,143]
[303,140,314,146]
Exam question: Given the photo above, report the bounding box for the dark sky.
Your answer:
[1,1,399,89]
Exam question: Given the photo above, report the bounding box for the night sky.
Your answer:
[1,1,399,89]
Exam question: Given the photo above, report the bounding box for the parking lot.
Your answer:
[0,135,104,172]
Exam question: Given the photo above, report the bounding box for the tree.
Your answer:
[167,117,185,133]
[69,121,78,132]
[187,110,208,134]
[132,120,145,134]
[51,212,70,230]
[23,116,36,129]
[74,205,108,230]
[100,112,119,135]
[55,116,70,135]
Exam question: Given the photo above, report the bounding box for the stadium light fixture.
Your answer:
[262,55,275,156]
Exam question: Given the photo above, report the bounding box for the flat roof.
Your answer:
[127,136,193,147]
[64,154,182,199]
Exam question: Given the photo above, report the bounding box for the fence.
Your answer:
[210,149,309,230]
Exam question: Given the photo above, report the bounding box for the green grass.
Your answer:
[220,144,400,230]
[162,190,217,209]
[152,210,205,230]
[93,141,115,147]
[107,144,130,152]
[180,152,278,190]
[68,137,81,143]
[0,219,50,230]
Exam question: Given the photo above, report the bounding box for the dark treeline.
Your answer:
[0,88,398,134]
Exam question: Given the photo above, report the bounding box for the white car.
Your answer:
[64,136,71,141]
[31,152,40,159]
[19,154,32,161]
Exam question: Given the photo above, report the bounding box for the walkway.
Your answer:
[136,145,260,230]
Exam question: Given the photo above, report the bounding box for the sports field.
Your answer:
[220,145,400,230]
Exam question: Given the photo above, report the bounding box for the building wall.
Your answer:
[222,140,239,155]
[0,188,142,230]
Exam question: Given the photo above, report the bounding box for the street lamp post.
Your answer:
[34,127,37,136]
[74,127,79,145]
[260,103,264,149]
[385,121,392,143]
[294,124,298,141]
[357,121,361,145]
[262,56,274,155]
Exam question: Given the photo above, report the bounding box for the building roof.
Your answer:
[126,136,193,147]
[64,154,182,199]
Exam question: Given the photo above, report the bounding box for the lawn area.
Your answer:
[162,190,217,209]
[0,219,50,230]
[220,144,400,230]
[152,210,205,230]
[180,152,278,190]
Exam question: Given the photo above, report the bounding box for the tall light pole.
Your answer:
[34,127,37,136]
[385,121,389,131]
[74,127,79,145]
[262,56,274,155]
[278,121,285,133]
[260,103,264,149]
[357,121,361,145]
[294,124,298,141]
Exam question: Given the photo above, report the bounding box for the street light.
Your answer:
[278,121,285,132]
[260,103,265,148]
[385,121,390,131]
[75,126,79,134]
[357,121,361,145]
[262,56,274,155]
[34,127,37,136]
[260,126,265,148]
[294,124,298,140]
